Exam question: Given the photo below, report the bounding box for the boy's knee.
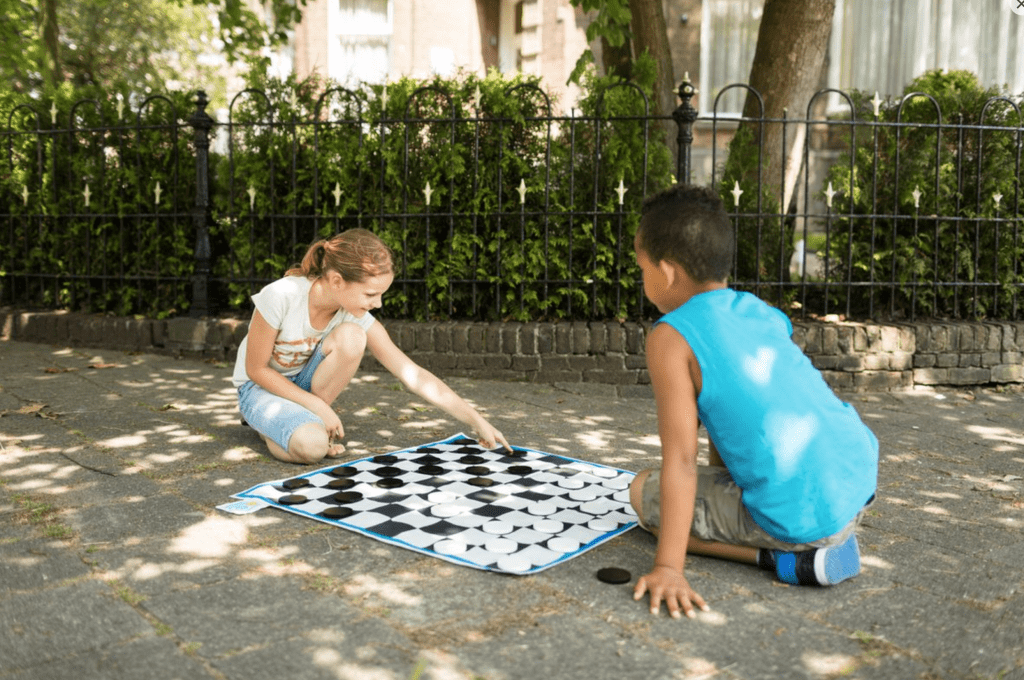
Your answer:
[288,424,329,464]
[323,323,367,359]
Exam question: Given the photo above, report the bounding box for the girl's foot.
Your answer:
[326,442,346,458]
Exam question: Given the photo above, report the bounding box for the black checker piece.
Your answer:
[376,478,405,489]
[372,466,404,477]
[326,478,356,490]
[327,466,359,478]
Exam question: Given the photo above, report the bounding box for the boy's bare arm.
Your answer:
[634,324,710,619]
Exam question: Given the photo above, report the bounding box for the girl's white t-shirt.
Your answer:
[231,276,375,388]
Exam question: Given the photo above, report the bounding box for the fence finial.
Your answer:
[423,182,433,206]
[380,84,389,112]
[247,185,256,210]
[517,179,527,204]
[21,186,28,206]
[471,85,482,111]
[994,192,1003,209]
[825,182,836,209]
[82,183,91,208]
[872,92,883,118]
[50,102,58,126]
[116,98,125,121]
[730,181,743,207]
[616,178,627,205]
[333,182,342,207]
[911,186,922,209]
[154,181,162,206]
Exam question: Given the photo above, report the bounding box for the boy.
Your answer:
[629,184,878,620]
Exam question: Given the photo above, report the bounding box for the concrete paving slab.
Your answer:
[824,584,1023,678]
[2,339,1023,680]
[0,580,153,671]
[139,576,392,659]
[4,633,216,680]
[0,537,91,593]
[68,495,206,544]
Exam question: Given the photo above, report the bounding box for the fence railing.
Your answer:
[2,75,1022,322]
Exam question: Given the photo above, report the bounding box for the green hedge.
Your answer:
[212,68,673,321]
[820,70,1023,319]
[1,83,196,316]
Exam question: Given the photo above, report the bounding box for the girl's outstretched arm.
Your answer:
[366,321,511,451]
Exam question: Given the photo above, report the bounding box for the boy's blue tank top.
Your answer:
[658,289,878,544]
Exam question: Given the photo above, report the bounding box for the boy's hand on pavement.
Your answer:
[634,565,710,620]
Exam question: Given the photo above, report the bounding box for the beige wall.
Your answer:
[289,0,705,113]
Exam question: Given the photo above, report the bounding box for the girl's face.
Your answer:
[330,270,394,317]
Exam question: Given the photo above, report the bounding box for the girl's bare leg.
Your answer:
[311,323,367,405]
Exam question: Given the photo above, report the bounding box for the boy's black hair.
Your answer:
[637,184,734,283]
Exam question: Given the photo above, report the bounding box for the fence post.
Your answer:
[672,75,698,185]
[189,90,214,318]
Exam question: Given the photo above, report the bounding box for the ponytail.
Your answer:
[285,229,393,282]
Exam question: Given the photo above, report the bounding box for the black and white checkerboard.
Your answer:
[231,434,638,574]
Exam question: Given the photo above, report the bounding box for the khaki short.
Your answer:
[636,466,868,551]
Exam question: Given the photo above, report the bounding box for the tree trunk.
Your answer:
[600,34,633,80]
[628,0,676,160]
[39,0,62,88]
[740,0,834,209]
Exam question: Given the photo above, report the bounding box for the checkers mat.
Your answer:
[232,433,638,574]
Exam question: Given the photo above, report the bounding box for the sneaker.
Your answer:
[816,533,861,586]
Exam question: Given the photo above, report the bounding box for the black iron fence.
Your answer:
[2,74,1022,322]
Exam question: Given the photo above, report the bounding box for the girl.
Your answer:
[232,228,510,464]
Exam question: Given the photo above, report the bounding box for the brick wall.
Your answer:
[2,308,1022,393]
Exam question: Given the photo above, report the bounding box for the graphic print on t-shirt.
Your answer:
[273,337,319,370]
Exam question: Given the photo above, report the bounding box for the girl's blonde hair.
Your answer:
[286,228,394,282]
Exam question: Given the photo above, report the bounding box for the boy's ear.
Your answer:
[659,258,679,286]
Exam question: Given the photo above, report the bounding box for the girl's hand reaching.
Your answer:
[472,419,511,452]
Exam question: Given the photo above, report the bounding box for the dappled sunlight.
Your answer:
[680,657,723,679]
[98,557,222,583]
[694,609,728,626]
[861,555,893,570]
[919,505,950,516]
[917,490,961,500]
[169,515,248,558]
[96,434,148,448]
[965,424,1024,449]
[400,418,449,431]
[343,573,423,606]
[575,429,613,451]
[801,651,857,677]
[742,346,776,385]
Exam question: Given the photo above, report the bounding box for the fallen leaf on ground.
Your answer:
[15,403,46,415]
[88,363,120,369]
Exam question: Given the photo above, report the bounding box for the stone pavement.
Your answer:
[0,338,1022,680]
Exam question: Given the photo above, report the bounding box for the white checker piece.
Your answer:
[232,433,638,574]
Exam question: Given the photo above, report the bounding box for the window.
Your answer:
[828,0,1024,105]
[333,0,392,86]
[700,0,763,115]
